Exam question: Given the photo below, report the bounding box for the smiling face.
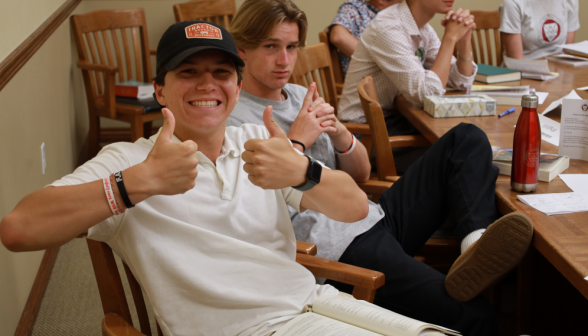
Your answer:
[154,50,241,139]
[238,21,299,95]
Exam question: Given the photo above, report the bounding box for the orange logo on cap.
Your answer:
[185,23,222,40]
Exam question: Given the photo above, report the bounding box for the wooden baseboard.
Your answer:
[13,247,60,336]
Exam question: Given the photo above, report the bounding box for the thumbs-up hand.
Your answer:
[141,108,199,196]
[242,106,309,190]
[288,83,337,151]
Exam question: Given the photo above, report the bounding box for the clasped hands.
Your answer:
[441,8,476,43]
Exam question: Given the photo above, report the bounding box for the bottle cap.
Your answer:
[521,94,538,108]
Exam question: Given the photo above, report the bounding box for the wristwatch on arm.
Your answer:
[293,155,322,191]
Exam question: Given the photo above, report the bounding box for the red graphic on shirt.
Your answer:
[542,19,560,42]
[185,23,222,40]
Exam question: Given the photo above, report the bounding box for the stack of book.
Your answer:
[492,146,570,182]
[115,80,162,112]
[470,85,529,105]
[474,64,521,84]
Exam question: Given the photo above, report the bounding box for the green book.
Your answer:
[475,64,521,84]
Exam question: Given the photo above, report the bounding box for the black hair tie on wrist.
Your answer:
[114,171,135,208]
[289,139,306,152]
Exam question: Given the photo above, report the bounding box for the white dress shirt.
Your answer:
[338,2,477,124]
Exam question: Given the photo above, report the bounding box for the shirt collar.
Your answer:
[398,1,420,37]
[148,127,241,158]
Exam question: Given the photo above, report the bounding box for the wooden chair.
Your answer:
[71,9,163,157]
[470,10,502,66]
[318,28,345,95]
[290,43,373,152]
[358,76,459,272]
[88,239,385,336]
[173,0,235,27]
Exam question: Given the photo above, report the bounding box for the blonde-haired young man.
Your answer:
[228,1,533,335]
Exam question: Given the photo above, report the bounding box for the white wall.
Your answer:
[0,1,81,335]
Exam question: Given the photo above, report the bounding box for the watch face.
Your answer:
[308,159,322,183]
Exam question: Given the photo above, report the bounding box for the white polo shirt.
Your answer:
[50,124,338,336]
[500,0,580,60]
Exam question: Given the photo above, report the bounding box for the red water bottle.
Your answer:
[511,92,541,192]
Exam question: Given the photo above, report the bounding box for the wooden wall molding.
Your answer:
[0,0,81,92]
[13,247,60,336]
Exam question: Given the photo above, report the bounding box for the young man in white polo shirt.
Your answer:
[0,21,370,336]
[227,1,534,335]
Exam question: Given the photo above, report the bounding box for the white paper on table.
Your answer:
[559,98,588,161]
[504,55,552,75]
[578,86,588,91]
[517,192,588,215]
[536,92,549,104]
[559,174,588,192]
[541,90,582,115]
[557,40,588,54]
[539,114,560,146]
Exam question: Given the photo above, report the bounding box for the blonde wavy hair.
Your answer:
[229,0,308,50]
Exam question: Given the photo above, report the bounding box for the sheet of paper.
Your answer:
[504,55,552,75]
[539,114,560,146]
[517,192,588,215]
[578,86,588,91]
[559,174,588,192]
[536,92,549,104]
[559,99,588,160]
[558,40,588,54]
[541,90,582,115]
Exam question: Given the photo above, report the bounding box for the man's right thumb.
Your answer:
[158,108,176,142]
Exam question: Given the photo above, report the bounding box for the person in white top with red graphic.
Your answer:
[500,0,580,60]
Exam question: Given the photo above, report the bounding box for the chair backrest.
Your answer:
[290,43,339,115]
[173,0,235,27]
[318,28,345,88]
[86,239,159,336]
[71,9,153,118]
[470,10,502,66]
[357,76,398,178]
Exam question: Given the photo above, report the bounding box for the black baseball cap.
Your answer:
[156,20,245,71]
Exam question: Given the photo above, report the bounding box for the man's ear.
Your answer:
[237,47,247,62]
[154,82,167,106]
[235,82,242,102]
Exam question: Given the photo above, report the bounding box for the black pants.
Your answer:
[327,123,501,336]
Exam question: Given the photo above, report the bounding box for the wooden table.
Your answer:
[395,62,588,332]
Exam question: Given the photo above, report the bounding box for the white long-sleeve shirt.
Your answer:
[338,2,477,124]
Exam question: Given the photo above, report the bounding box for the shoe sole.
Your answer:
[445,212,533,302]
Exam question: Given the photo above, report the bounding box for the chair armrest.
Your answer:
[77,61,118,73]
[150,49,157,56]
[296,253,385,292]
[389,135,430,149]
[357,180,392,195]
[77,61,118,118]
[335,83,344,95]
[102,313,146,336]
[383,176,401,183]
[296,241,317,255]
[342,122,371,135]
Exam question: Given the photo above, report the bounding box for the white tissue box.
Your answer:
[424,94,497,118]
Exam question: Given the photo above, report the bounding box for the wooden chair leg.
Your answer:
[89,113,100,158]
[130,115,144,142]
[143,121,153,138]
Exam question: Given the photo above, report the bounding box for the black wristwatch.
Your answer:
[293,155,322,191]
